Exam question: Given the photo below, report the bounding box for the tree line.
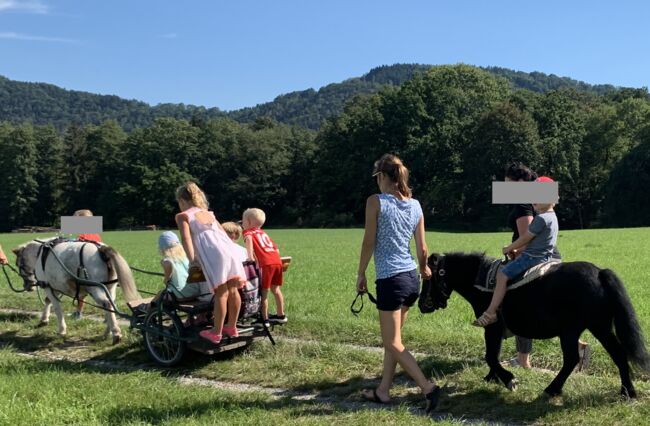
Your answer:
[2,64,639,132]
[1,64,649,232]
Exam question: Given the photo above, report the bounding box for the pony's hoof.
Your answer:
[506,379,518,391]
[544,387,562,397]
[36,321,49,328]
[112,335,122,345]
[483,372,499,383]
[621,386,637,399]
[58,331,67,337]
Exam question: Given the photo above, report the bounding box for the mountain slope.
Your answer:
[0,64,633,130]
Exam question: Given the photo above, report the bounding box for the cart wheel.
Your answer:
[143,308,186,367]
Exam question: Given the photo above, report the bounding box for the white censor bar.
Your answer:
[60,216,103,234]
[492,182,559,204]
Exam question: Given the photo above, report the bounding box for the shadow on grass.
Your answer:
[0,329,58,352]
[437,384,628,424]
[0,311,37,323]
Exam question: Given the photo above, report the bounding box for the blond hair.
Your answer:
[74,209,93,217]
[373,154,412,198]
[176,182,209,210]
[243,208,266,227]
[221,221,242,240]
[160,244,187,260]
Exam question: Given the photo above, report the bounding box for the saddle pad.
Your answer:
[474,259,562,292]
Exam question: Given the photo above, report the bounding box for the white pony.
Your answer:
[13,238,141,344]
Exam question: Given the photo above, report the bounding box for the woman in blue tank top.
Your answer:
[356,153,440,413]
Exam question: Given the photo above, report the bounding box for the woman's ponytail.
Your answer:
[374,153,412,198]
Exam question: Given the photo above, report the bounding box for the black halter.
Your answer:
[421,254,451,311]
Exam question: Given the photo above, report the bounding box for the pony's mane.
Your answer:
[444,251,486,260]
[443,251,494,271]
[16,237,57,250]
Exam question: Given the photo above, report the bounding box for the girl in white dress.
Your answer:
[175,182,245,344]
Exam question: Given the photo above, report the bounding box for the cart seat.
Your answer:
[175,298,214,315]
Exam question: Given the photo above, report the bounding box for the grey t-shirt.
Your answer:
[525,211,558,258]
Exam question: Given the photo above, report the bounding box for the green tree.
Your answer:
[603,139,650,227]
[463,102,542,226]
[532,90,588,227]
[0,123,39,230]
[33,125,66,225]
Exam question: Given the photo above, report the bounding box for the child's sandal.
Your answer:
[472,311,497,327]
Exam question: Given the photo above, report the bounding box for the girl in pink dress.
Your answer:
[175,182,245,344]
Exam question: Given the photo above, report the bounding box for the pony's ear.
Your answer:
[11,247,21,255]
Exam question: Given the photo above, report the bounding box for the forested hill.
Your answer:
[0,64,637,131]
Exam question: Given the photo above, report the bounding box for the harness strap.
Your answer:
[73,243,89,304]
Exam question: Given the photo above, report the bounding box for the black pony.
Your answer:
[421,252,650,397]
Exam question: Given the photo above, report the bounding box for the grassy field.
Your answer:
[1,228,650,424]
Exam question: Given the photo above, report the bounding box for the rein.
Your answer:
[350,291,378,316]
[1,264,29,293]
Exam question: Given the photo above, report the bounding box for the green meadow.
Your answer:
[1,227,650,425]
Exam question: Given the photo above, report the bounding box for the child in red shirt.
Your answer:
[242,208,287,325]
[73,209,103,319]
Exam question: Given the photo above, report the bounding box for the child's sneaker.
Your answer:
[269,314,288,324]
[223,326,239,338]
[199,330,222,345]
[253,318,271,328]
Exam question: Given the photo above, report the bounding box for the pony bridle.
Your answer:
[431,255,451,308]
[16,254,37,289]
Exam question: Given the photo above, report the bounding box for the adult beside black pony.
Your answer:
[356,153,440,412]
[421,252,649,397]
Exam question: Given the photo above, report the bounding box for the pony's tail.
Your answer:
[99,245,141,303]
[600,268,650,371]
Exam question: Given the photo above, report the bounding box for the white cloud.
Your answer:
[159,33,178,39]
[0,0,49,14]
[0,32,79,43]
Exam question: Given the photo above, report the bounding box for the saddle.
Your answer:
[474,258,561,293]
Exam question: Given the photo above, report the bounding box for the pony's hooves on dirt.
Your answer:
[506,379,517,391]
[36,321,49,328]
[112,335,122,345]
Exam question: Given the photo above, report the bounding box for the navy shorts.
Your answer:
[375,269,420,311]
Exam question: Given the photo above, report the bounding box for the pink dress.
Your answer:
[180,207,245,290]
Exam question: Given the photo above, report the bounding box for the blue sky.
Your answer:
[1,0,649,111]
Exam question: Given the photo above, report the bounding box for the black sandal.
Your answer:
[425,385,441,414]
[362,388,390,404]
